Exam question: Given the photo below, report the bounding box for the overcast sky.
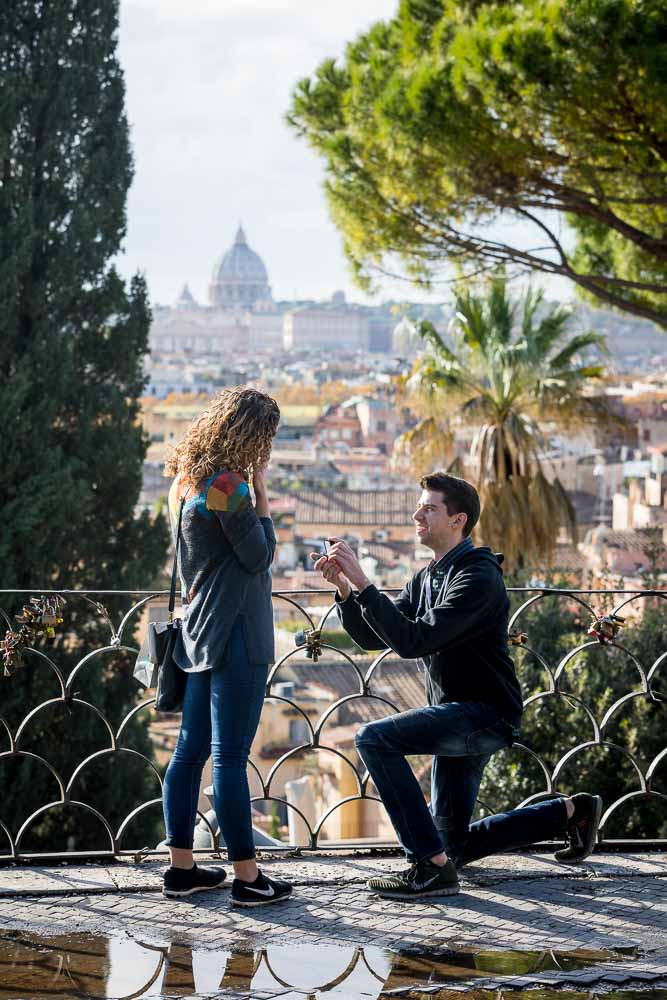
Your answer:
[117,0,571,309]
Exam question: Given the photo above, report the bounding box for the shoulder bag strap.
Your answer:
[168,495,187,624]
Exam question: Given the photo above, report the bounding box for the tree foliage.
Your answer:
[289,0,667,325]
[480,569,667,840]
[0,0,169,852]
[394,273,617,567]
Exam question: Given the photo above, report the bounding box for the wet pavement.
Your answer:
[0,853,665,997]
[0,931,657,999]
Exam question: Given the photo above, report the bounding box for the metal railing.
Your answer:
[0,585,665,862]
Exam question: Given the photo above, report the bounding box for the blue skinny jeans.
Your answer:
[162,619,268,861]
[355,701,568,866]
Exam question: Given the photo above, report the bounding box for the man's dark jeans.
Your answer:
[355,702,567,865]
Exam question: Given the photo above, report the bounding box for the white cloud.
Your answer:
[117,0,573,307]
[117,0,401,306]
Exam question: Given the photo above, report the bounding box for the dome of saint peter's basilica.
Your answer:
[208,225,272,310]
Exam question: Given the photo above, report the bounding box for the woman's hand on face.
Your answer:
[251,464,270,518]
[252,464,268,497]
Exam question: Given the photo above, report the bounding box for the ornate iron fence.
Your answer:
[0,586,665,862]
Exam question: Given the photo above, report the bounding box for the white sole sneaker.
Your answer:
[373,885,460,900]
[162,879,227,899]
[231,891,293,908]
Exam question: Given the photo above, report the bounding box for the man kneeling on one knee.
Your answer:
[311,472,602,900]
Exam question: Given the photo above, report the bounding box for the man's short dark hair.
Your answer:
[419,472,480,538]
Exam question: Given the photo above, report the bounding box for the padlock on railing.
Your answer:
[15,596,65,641]
[587,612,625,645]
[1,629,28,676]
[508,628,528,646]
[1,595,66,676]
[294,627,322,662]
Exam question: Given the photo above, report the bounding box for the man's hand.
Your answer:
[327,538,372,593]
[309,552,352,600]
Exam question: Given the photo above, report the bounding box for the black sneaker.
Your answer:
[162,862,227,898]
[231,869,293,908]
[367,859,460,900]
[366,865,413,891]
[554,793,602,864]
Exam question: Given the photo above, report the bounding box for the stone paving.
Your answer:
[0,852,666,993]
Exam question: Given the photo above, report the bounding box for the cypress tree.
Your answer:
[0,1,169,854]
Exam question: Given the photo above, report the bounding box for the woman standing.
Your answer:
[160,387,292,908]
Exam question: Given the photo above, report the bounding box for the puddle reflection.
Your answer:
[0,932,651,1000]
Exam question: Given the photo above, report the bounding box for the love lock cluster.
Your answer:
[587,612,625,645]
[294,627,322,662]
[0,596,66,676]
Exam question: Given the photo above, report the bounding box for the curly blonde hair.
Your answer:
[165,387,280,485]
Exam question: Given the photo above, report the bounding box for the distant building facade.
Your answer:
[314,402,364,448]
[313,396,399,455]
[283,295,370,353]
[612,448,667,532]
[147,226,452,360]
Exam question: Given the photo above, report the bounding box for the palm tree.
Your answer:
[394,274,618,568]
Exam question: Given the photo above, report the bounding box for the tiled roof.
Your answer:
[363,540,415,565]
[279,656,424,724]
[601,529,660,549]
[550,544,587,571]
[290,489,417,526]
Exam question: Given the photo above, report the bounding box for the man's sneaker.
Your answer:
[367,865,413,891]
[367,859,460,900]
[162,862,227,898]
[554,793,603,864]
[231,869,293,908]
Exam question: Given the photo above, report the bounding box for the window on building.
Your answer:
[289,719,310,744]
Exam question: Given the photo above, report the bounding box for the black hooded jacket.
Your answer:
[336,545,523,722]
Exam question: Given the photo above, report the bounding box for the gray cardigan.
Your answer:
[168,470,276,671]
